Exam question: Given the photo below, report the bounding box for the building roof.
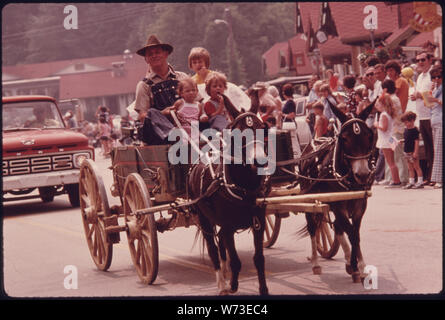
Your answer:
[298,2,400,57]
[3,53,150,99]
[263,2,420,77]
[261,41,290,77]
[288,35,314,75]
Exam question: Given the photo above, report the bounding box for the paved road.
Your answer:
[2,151,442,297]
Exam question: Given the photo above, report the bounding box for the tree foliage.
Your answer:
[2,3,296,85]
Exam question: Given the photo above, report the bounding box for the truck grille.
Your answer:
[3,154,74,176]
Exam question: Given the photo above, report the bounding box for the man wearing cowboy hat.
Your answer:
[134,35,188,145]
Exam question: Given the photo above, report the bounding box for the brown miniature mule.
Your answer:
[187,90,271,295]
[298,98,377,282]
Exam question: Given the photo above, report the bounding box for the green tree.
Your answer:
[3,3,297,86]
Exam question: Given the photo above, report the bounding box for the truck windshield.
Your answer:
[2,100,65,130]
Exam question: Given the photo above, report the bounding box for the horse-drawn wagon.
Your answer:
[79,91,376,294]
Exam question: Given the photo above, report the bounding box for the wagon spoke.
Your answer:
[264,216,272,239]
[321,227,328,251]
[93,225,99,258]
[324,222,333,246]
[140,240,147,276]
[135,239,142,265]
[80,194,90,207]
[97,230,103,263]
[87,224,94,240]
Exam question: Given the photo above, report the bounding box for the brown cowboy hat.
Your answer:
[136,35,173,57]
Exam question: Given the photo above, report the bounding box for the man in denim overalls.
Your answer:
[134,35,188,145]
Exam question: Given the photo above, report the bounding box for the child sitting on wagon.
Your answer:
[173,77,206,137]
[203,72,231,132]
[188,47,214,85]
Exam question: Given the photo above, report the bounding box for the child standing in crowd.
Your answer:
[355,85,370,115]
[188,47,213,85]
[401,111,424,189]
[429,66,442,188]
[313,101,328,138]
[281,84,296,124]
[342,75,358,116]
[374,94,402,188]
[326,69,339,92]
[96,106,113,128]
[173,77,204,136]
[203,72,230,132]
[98,117,112,157]
[319,83,338,136]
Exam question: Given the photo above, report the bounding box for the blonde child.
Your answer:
[188,47,213,85]
[203,72,231,132]
[173,77,204,136]
[400,111,424,189]
[374,93,401,187]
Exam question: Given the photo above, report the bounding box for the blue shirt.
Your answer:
[323,95,338,121]
[431,84,442,127]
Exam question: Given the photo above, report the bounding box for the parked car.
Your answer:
[2,95,94,206]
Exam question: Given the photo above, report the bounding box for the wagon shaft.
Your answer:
[258,190,372,206]
[266,203,329,215]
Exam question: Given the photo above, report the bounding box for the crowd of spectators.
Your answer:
[300,44,442,189]
[257,41,441,189]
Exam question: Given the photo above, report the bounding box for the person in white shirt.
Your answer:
[409,51,434,184]
[363,67,382,128]
[382,79,409,185]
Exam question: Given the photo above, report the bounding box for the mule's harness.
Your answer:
[276,118,375,190]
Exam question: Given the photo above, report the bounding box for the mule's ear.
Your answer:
[248,88,260,115]
[326,96,348,123]
[358,96,378,121]
[222,93,241,120]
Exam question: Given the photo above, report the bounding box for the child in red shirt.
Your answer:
[203,72,231,132]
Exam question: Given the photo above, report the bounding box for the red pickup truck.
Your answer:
[2,95,94,207]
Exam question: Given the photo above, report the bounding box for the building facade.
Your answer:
[2,50,147,121]
[262,2,441,80]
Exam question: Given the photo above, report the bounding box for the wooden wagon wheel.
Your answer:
[79,159,113,271]
[263,214,282,248]
[123,173,159,285]
[316,211,340,258]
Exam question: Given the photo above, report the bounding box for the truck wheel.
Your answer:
[66,183,80,207]
[39,186,56,203]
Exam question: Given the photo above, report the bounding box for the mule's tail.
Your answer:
[297,212,325,239]
[192,226,207,257]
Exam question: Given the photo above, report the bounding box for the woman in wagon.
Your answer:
[133,34,188,145]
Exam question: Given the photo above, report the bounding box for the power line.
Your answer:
[3,3,158,41]
[3,4,154,39]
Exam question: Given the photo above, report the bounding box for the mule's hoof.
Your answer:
[219,289,231,296]
[345,264,353,275]
[260,287,269,296]
[352,272,361,283]
[312,266,322,275]
[360,273,369,284]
